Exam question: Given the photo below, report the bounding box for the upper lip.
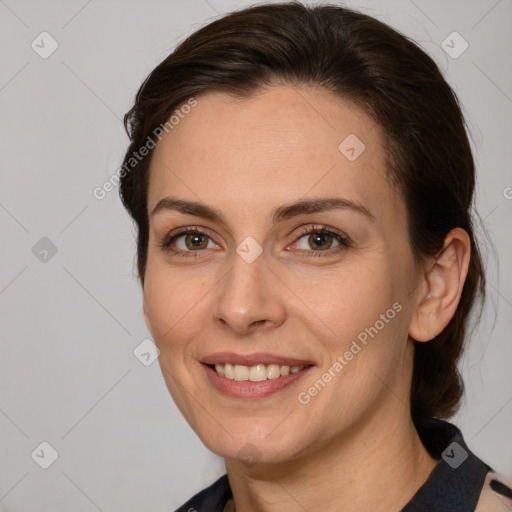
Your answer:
[201,352,315,367]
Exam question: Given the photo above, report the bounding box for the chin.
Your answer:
[195,419,309,466]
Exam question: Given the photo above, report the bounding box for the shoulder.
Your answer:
[411,418,511,511]
[475,470,512,512]
[174,474,231,512]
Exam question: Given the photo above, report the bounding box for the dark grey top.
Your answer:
[175,418,510,511]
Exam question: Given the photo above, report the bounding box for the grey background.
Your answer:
[0,0,511,510]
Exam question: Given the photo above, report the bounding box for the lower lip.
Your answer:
[202,364,313,398]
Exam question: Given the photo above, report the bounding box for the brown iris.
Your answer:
[185,233,209,250]
[308,233,333,250]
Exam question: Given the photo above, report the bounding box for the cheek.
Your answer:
[143,266,211,418]
[290,262,399,342]
[143,265,210,347]
[291,262,408,394]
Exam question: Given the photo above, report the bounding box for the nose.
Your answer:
[211,249,287,336]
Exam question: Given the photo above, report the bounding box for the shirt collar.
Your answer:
[176,418,490,511]
[401,417,491,511]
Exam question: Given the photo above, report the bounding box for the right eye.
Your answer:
[160,227,220,256]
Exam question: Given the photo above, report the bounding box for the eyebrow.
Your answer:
[150,196,375,224]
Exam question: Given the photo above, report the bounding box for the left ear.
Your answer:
[408,227,471,342]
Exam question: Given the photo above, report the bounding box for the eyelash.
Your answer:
[159,224,351,259]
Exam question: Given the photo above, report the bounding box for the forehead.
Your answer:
[147,85,400,227]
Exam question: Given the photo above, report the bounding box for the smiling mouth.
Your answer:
[206,363,311,381]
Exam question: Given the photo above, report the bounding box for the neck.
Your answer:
[224,394,438,512]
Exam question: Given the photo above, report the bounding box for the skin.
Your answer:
[143,84,471,512]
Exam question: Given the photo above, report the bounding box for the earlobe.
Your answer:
[408,227,471,343]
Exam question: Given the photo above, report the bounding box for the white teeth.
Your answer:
[249,364,267,382]
[233,364,249,381]
[215,364,225,377]
[224,363,234,380]
[266,364,281,379]
[211,363,305,380]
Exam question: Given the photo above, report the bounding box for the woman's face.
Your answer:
[143,85,423,464]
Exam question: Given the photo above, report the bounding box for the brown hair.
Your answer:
[119,2,487,425]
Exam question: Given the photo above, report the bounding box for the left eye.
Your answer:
[293,229,348,252]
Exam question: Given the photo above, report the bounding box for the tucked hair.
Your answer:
[119,2,487,426]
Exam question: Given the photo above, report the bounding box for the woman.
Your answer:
[118,3,512,511]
